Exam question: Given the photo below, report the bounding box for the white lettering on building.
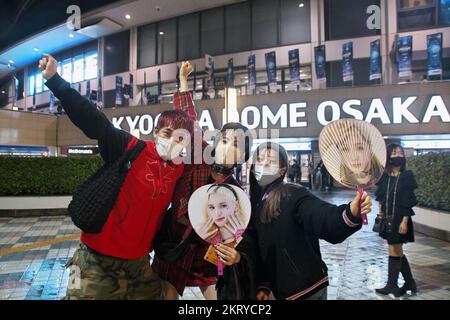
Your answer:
[110,95,449,133]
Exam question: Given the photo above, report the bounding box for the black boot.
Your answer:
[376,256,402,297]
[400,255,417,295]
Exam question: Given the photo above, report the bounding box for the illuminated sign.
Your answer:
[401,140,450,149]
[111,95,450,135]
[61,147,98,156]
[68,148,94,155]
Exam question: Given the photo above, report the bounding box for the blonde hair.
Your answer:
[202,185,246,239]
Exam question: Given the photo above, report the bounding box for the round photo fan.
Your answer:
[319,119,387,225]
[188,183,251,275]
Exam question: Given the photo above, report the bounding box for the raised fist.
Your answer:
[39,54,58,80]
[179,61,193,80]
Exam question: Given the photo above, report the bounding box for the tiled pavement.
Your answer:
[0,190,449,300]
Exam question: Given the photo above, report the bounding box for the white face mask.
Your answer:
[253,165,280,186]
[156,137,184,161]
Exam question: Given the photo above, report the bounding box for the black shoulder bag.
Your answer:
[374,173,400,236]
[68,140,147,234]
[153,211,194,263]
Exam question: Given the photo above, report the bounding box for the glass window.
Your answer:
[85,53,98,80]
[61,59,72,83]
[325,0,381,40]
[201,7,224,56]
[35,73,43,94]
[225,2,251,53]
[157,19,177,64]
[398,0,435,9]
[84,41,98,54]
[234,71,249,87]
[398,0,437,30]
[178,13,200,60]
[161,82,178,95]
[138,23,157,68]
[28,43,98,96]
[326,58,372,88]
[281,0,311,45]
[72,55,84,83]
[104,31,130,76]
[284,65,313,91]
[28,75,35,96]
[15,70,24,100]
[252,0,278,49]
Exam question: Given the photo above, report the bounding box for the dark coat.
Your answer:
[216,230,258,300]
[253,184,362,300]
[375,170,418,244]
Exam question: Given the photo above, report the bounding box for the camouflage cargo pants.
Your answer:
[65,244,166,300]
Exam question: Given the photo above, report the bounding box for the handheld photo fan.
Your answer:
[188,183,251,275]
[318,119,386,225]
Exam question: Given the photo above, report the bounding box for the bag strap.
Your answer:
[121,140,147,172]
[129,140,147,162]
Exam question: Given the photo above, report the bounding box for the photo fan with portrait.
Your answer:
[319,119,387,225]
[188,184,251,275]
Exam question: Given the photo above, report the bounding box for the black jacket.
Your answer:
[216,231,258,300]
[254,184,362,300]
[215,176,258,300]
[46,74,132,165]
[375,170,418,244]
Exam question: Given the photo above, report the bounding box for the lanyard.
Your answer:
[386,173,401,218]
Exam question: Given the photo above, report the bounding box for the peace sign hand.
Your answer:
[224,211,246,239]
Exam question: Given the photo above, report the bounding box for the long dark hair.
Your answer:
[386,143,406,173]
[249,142,291,224]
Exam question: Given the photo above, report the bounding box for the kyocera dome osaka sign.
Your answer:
[102,82,450,140]
[111,94,448,131]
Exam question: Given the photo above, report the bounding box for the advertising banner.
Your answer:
[314,45,327,83]
[265,51,277,87]
[115,75,123,107]
[205,54,215,90]
[397,35,413,78]
[370,39,382,81]
[227,58,234,87]
[247,54,256,90]
[288,49,300,86]
[342,41,354,82]
[427,32,443,77]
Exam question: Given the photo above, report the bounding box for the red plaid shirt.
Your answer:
[152,91,239,295]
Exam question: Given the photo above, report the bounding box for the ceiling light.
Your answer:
[159,31,164,35]
[299,3,305,7]
[33,48,39,52]
[125,14,131,20]
[8,60,14,64]
[69,34,75,38]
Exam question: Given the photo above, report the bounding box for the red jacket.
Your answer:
[82,138,183,259]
